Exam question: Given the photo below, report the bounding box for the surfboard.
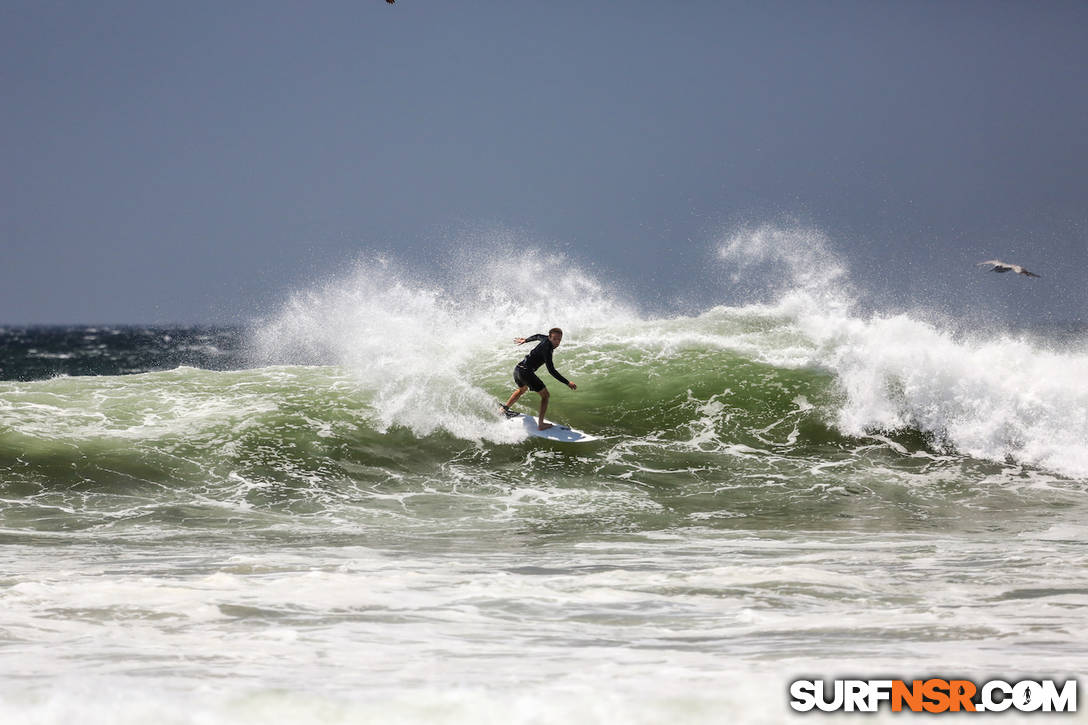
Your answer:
[507,412,597,442]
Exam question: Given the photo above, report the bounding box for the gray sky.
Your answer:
[3,0,1086,325]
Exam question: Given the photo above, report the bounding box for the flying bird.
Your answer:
[977,260,1040,278]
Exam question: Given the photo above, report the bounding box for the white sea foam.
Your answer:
[251,242,636,443]
[2,533,1084,724]
[807,312,1088,478]
[716,223,1088,479]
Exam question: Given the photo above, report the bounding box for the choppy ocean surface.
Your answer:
[2,231,1086,723]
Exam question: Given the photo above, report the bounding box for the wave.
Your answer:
[2,226,1086,493]
[240,226,1086,479]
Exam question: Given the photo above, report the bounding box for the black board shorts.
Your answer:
[513,364,545,392]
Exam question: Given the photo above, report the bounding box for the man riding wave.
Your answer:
[500,327,577,431]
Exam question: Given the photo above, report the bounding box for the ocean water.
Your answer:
[1,230,1086,723]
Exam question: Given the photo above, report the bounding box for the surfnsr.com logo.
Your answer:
[789,679,1077,713]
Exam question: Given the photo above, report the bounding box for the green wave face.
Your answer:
[2,323,1080,544]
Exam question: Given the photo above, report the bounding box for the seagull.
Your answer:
[977,260,1040,278]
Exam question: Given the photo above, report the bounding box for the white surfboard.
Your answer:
[508,412,597,442]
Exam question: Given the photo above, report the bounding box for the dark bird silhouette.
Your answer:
[977,260,1040,278]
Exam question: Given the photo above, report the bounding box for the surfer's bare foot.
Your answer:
[538,422,553,431]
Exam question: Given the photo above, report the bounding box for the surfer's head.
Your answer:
[548,328,563,347]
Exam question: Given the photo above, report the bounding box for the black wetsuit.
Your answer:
[514,334,570,392]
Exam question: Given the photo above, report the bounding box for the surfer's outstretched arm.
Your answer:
[545,358,573,388]
[544,346,575,389]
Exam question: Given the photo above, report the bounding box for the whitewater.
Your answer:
[1,227,1085,723]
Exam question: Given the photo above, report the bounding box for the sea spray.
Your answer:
[716,223,853,314]
[807,312,1088,478]
[716,224,1088,478]
[250,249,636,441]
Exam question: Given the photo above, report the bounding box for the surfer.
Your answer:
[501,328,577,431]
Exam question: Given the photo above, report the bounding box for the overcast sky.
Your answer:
[3,0,1086,325]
